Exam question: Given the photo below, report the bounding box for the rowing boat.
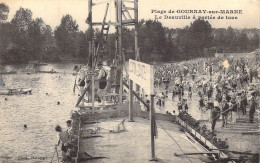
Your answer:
[37,70,57,74]
[0,88,32,95]
[29,61,48,65]
[0,71,17,74]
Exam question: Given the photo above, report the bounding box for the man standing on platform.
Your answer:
[222,99,229,127]
[231,96,238,123]
[241,92,247,115]
[249,96,257,123]
[85,65,92,102]
[145,95,150,112]
[74,65,86,106]
[211,103,220,131]
[97,62,107,105]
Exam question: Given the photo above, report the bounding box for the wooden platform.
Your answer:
[76,102,117,109]
[78,117,203,163]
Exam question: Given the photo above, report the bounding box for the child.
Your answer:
[184,100,188,113]
[55,125,70,161]
[188,87,192,99]
[177,101,183,113]
[145,95,150,112]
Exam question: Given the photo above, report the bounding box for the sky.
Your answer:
[2,0,260,31]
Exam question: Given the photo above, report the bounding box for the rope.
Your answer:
[50,147,56,163]
[76,116,81,163]
[50,146,59,163]
[55,146,59,163]
[211,96,248,122]
[156,119,193,163]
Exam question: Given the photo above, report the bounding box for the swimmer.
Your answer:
[66,120,72,131]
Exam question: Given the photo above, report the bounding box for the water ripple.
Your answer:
[0,63,78,162]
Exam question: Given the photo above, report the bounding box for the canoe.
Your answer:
[37,70,57,74]
[29,61,48,65]
[0,71,17,74]
[0,88,32,95]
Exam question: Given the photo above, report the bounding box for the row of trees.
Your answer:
[212,27,259,53]
[0,5,57,62]
[122,19,259,62]
[0,3,259,63]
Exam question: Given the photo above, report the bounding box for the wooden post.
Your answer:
[150,94,157,161]
[134,0,139,61]
[136,84,140,103]
[129,79,134,121]
[92,41,95,114]
[88,0,95,114]
[88,41,92,102]
[118,0,123,103]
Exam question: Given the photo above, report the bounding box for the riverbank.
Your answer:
[0,56,89,65]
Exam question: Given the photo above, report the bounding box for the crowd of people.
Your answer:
[154,54,259,130]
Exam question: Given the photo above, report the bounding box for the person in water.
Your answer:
[66,120,72,132]
[55,125,70,161]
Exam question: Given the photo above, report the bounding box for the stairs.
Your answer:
[222,114,259,134]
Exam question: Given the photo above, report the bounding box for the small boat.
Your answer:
[29,61,48,65]
[37,70,57,74]
[0,71,17,74]
[0,88,32,95]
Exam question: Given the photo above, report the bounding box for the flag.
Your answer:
[222,60,229,68]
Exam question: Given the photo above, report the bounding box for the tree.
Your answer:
[236,32,249,52]
[0,3,9,23]
[11,8,33,32]
[27,18,45,59]
[43,25,56,48]
[0,23,12,58]
[189,19,212,56]
[7,8,34,61]
[77,31,88,58]
[250,33,259,51]
[54,14,79,57]
[224,26,235,52]
[138,19,167,62]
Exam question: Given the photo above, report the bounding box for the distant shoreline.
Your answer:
[0,57,89,65]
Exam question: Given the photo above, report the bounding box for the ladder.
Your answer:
[93,3,111,67]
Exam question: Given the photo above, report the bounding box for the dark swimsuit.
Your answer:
[99,70,107,89]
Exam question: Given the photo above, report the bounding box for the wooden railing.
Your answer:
[175,116,228,159]
[75,117,81,163]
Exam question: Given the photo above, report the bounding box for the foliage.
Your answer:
[0,5,259,63]
[0,3,9,23]
[54,14,79,57]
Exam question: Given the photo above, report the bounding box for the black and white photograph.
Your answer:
[0,0,259,162]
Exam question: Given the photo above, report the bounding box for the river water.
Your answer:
[0,63,82,162]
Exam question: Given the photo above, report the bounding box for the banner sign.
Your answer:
[129,59,154,95]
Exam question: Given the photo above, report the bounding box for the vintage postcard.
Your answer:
[0,0,259,162]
